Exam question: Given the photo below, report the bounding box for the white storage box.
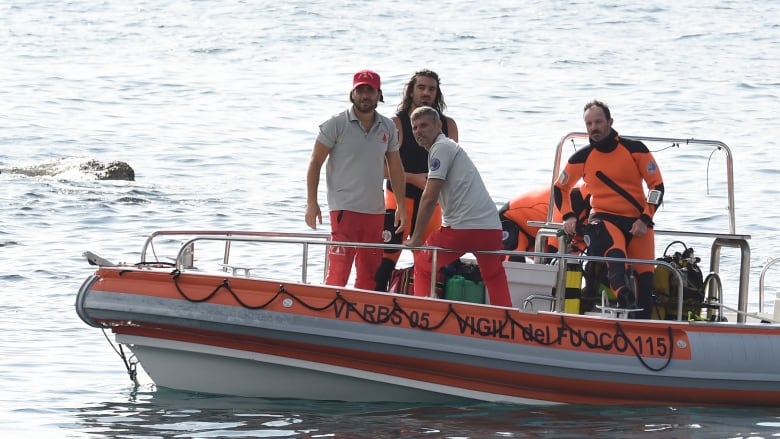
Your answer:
[502,261,559,310]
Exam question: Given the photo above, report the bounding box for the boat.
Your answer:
[75,133,780,406]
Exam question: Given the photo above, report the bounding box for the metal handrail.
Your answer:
[140,230,331,262]
[137,229,691,320]
[760,258,780,315]
[141,230,330,283]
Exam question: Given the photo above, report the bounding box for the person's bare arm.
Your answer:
[305,141,330,230]
[385,150,407,233]
[446,117,459,142]
[404,178,442,247]
[383,116,404,180]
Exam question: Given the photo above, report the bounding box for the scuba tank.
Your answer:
[557,229,583,314]
[564,261,583,314]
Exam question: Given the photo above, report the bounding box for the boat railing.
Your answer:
[136,229,708,322]
[533,220,755,320]
[544,249,692,320]
[655,229,751,322]
[760,258,780,317]
[140,230,330,284]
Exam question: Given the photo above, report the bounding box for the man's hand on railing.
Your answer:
[562,217,578,235]
[404,236,422,248]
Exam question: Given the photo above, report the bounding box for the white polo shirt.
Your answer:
[316,107,399,214]
[427,133,501,230]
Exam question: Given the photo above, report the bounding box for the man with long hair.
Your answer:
[375,69,459,291]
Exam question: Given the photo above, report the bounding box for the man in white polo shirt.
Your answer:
[403,106,511,306]
[305,70,407,289]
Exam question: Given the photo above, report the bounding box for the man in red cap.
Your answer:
[305,70,407,290]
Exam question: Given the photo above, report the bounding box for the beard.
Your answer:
[354,99,377,114]
[589,129,608,142]
[415,97,432,108]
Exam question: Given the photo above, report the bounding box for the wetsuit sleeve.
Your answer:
[554,159,585,222]
[634,150,664,223]
[570,185,591,222]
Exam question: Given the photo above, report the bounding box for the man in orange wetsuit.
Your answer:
[555,100,664,318]
[499,185,589,262]
[374,69,459,291]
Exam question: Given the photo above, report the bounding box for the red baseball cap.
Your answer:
[352,69,381,90]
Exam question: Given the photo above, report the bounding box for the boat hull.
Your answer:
[76,267,780,406]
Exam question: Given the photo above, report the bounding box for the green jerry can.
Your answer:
[445,275,485,304]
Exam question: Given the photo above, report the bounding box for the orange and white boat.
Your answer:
[75,134,780,406]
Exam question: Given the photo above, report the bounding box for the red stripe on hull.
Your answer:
[107,321,778,406]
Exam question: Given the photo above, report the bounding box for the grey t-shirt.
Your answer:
[427,133,500,229]
[316,107,399,214]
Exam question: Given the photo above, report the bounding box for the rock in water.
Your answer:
[1,158,136,181]
[79,160,135,181]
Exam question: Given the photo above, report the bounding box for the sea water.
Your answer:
[1,0,780,436]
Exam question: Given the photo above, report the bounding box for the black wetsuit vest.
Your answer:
[387,110,449,200]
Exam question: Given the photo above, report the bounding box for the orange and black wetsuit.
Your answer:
[499,186,589,262]
[554,129,664,318]
[374,111,450,291]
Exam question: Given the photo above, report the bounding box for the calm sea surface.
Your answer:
[2,0,780,437]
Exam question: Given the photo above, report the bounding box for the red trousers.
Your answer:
[325,210,384,290]
[412,227,512,307]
